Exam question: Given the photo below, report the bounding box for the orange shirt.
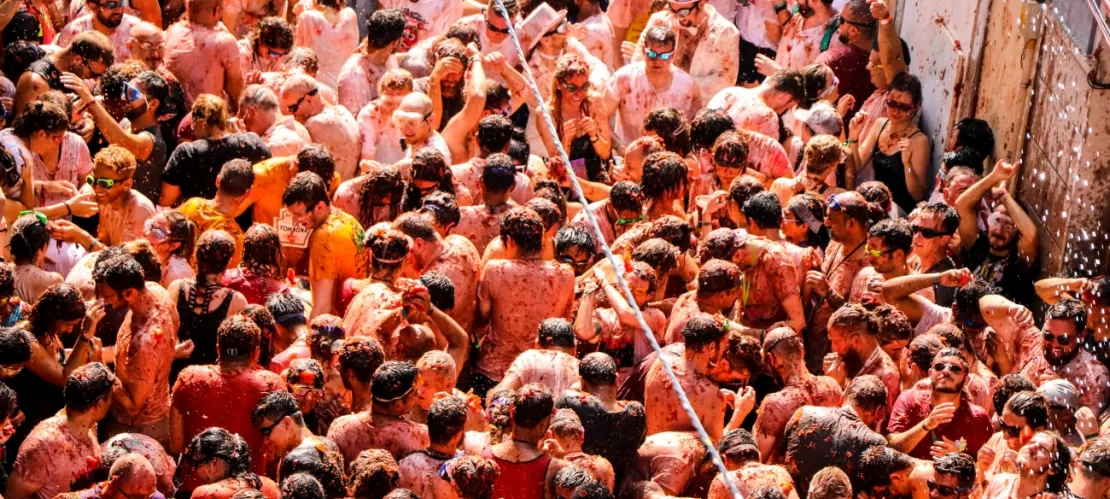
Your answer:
[247,157,343,226]
[177,198,245,267]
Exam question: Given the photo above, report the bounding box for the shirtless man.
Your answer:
[602,25,698,147]
[730,231,807,333]
[708,429,799,499]
[408,351,482,428]
[394,212,480,333]
[14,32,114,118]
[327,361,430,462]
[357,69,412,166]
[163,0,244,110]
[335,337,384,413]
[707,70,804,141]
[337,9,406,115]
[645,313,755,441]
[633,0,739,104]
[238,84,312,158]
[754,327,843,464]
[397,396,469,498]
[280,74,361,180]
[86,146,156,247]
[855,445,938,499]
[664,260,743,345]
[61,453,160,499]
[56,0,142,63]
[451,115,533,207]
[454,154,521,253]
[6,363,114,499]
[393,92,453,165]
[95,254,179,447]
[545,409,615,492]
[473,207,575,397]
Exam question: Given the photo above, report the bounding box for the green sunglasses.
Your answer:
[86,174,119,189]
[17,210,48,225]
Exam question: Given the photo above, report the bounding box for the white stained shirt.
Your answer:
[632,4,740,105]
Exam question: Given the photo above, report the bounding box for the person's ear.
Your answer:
[123,288,139,302]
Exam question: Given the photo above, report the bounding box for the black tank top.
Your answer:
[872,120,922,213]
[170,283,233,383]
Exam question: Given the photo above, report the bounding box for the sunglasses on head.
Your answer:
[886,98,915,112]
[1042,331,1076,346]
[926,479,969,497]
[17,210,47,225]
[933,362,965,374]
[667,1,700,17]
[912,225,948,239]
[485,19,511,34]
[86,174,119,189]
[645,49,674,60]
[543,21,566,37]
[288,87,319,113]
[616,215,644,226]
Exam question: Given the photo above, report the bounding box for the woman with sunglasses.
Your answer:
[282,358,329,434]
[167,230,248,382]
[222,224,290,306]
[848,72,928,215]
[537,54,612,186]
[143,211,196,289]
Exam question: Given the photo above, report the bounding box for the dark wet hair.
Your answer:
[766,69,806,104]
[306,315,345,360]
[252,391,304,429]
[953,118,995,160]
[513,383,554,429]
[728,175,764,211]
[371,361,420,402]
[8,214,50,262]
[422,191,461,229]
[428,396,468,445]
[501,207,545,255]
[296,145,336,184]
[359,169,404,227]
[13,100,67,137]
[553,466,593,492]
[537,318,575,349]
[162,211,197,259]
[918,202,960,235]
[609,181,642,213]
[697,259,741,294]
[477,115,514,153]
[285,358,326,390]
[3,40,43,80]
[642,25,675,50]
[689,109,735,152]
[0,327,32,365]
[870,304,912,347]
[217,158,255,196]
[647,215,693,253]
[570,482,612,499]
[857,181,893,213]
[683,313,728,351]
[934,453,976,490]
[1075,435,1110,481]
[640,152,687,200]
[993,373,1037,416]
[868,218,912,253]
[337,336,385,386]
[579,352,617,386]
[644,108,690,157]
[844,375,887,412]
[718,428,759,463]
[554,226,595,258]
[93,254,146,292]
[953,279,993,324]
[194,230,236,279]
[266,292,306,327]
[786,193,830,247]
[241,224,285,279]
[534,186,568,222]
[278,445,347,499]
[349,449,399,499]
[906,334,943,372]
[1042,432,1072,492]
[889,72,923,105]
[1046,298,1087,336]
[420,271,456,311]
[402,148,454,213]
[239,305,276,367]
[632,238,678,276]
[448,455,499,499]
[743,192,783,229]
[280,473,325,499]
[69,31,115,66]
[367,9,406,49]
[283,171,330,208]
[481,153,517,194]
[363,226,411,275]
[1006,391,1049,429]
[217,315,261,362]
[65,362,115,413]
[183,427,254,479]
[27,284,86,339]
[857,446,914,487]
[527,198,563,231]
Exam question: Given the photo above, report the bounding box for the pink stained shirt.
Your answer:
[262,115,312,158]
[304,105,362,180]
[326,412,430,463]
[294,8,360,89]
[378,0,463,50]
[633,5,740,105]
[337,53,389,116]
[111,283,180,426]
[580,13,616,70]
[775,14,843,71]
[12,416,102,499]
[32,132,92,209]
[56,14,141,63]
[605,62,698,147]
[707,86,780,141]
[357,99,406,166]
[1021,348,1110,416]
[97,190,156,248]
[163,21,240,106]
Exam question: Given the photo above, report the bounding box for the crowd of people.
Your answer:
[0,0,1103,497]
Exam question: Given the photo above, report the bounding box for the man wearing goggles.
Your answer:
[633,0,739,104]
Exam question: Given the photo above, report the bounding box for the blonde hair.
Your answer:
[191,94,229,129]
[378,69,413,93]
[94,145,138,179]
[804,134,843,176]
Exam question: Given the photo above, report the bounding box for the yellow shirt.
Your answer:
[177,198,245,267]
[288,209,365,284]
[249,157,344,226]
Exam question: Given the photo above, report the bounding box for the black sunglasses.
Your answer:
[485,19,511,34]
[835,14,877,28]
[558,254,591,270]
[288,87,319,113]
[926,479,969,497]
[932,362,965,374]
[912,225,949,239]
[998,418,1022,438]
[257,409,300,436]
[1042,331,1077,346]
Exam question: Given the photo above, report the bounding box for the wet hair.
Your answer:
[287,48,319,75]
[3,41,43,80]
[844,375,887,412]
[239,305,276,367]
[252,391,304,428]
[240,224,284,279]
[690,109,735,152]
[501,207,545,255]
[432,37,467,68]
[8,214,51,262]
[428,395,468,445]
[933,453,976,490]
[280,473,325,499]
[1041,432,1072,492]
[857,446,914,487]
[534,186,568,222]
[932,347,968,370]
[513,383,554,429]
[401,148,454,213]
[194,229,236,278]
[918,202,960,235]
[808,467,852,499]
[721,332,764,375]
[191,94,229,130]
[65,362,115,413]
[570,482,612,499]
[804,135,842,175]
[786,193,830,247]
[508,139,530,167]
[184,427,254,479]
[553,465,593,492]
[378,69,413,94]
[217,315,261,362]
[422,191,461,229]
[644,108,691,157]
[683,313,728,351]
[766,69,807,104]
[483,81,511,114]
[642,25,675,50]
[0,263,13,298]
[829,303,875,336]
[285,358,326,391]
[640,151,687,200]
[536,318,575,349]
[26,284,86,339]
[161,211,197,259]
[942,148,986,174]
[608,181,643,214]
[363,225,412,275]
[349,449,399,499]
[748,487,786,499]
[448,455,499,499]
[718,428,759,463]
[481,153,517,194]
[857,181,893,212]
[801,63,835,108]
[554,226,596,259]
[953,279,993,322]
[70,30,114,65]
[419,271,456,311]
[1075,435,1110,481]
[393,212,438,243]
[906,334,943,372]
[868,218,912,253]
[1046,298,1087,336]
[477,114,514,153]
[306,315,345,360]
[579,352,617,387]
[252,17,294,55]
[1006,391,1049,429]
[870,304,912,347]
[645,216,691,253]
[953,118,995,160]
[549,54,590,131]
[372,361,420,402]
[266,292,306,328]
[527,198,564,231]
[93,254,146,292]
[336,336,386,386]
[123,240,163,283]
[993,373,1037,416]
[698,259,741,295]
[743,192,783,230]
[889,72,923,105]
[367,9,406,49]
[12,100,68,138]
[0,327,32,365]
[711,132,749,175]
[632,238,678,276]
[293,145,336,186]
[283,171,330,208]
[358,169,404,226]
[728,175,765,211]
[216,158,255,197]
[278,445,347,499]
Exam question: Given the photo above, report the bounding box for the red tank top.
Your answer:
[482,447,552,499]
